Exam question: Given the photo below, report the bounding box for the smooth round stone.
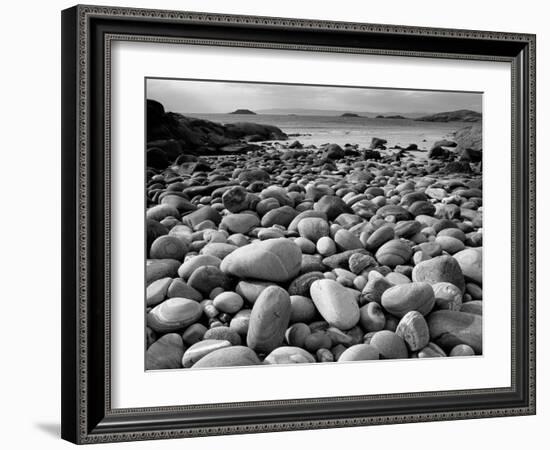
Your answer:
[229,309,251,336]
[375,239,413,267]
[309,279,360,330]
[338,344,380,362]
[146,259,180,284]
[322,249,369,269]
[203,230,227,244]
[285,323,311,347]
[395,311,430,351]
[381,282,435,318]
[257,228,285,240]
[427,310,482,353]
[417,342,447,358]
[304,331,332,352]
[414,241,442,257]
[145,333,184,370]
[213,291,244,313]
[147,204,180,222]
[314,195,352,220]
[247,286,292,354]
[317,348,335,363]
[326,327,353,346]
[235,280,275,304]
[220,213,259,234]
[166,278,202,301]
[160,194,196,212]
[453,247,483,284]
[432,218,458,234]
[220,238,302,282]
[409,200,436,217]
[177,255,221,280]
[361,276,393,305]
[204,327,242,346]
[200,242,238,259]
[359,302,386,332]
[432,282,463,310]
[289,295,317,323]
[256,198,280,216]
[394,220,422,238]
[466,282,483,300]
[146,277,172,306]
[181,206,222,229]
[425,188,447,200]
[288,272,324,297]
[147,297,203,333]
[192,346,261,368]
[366,225,394,250]
[354,275,368,291]
[370,330,408,359]
[460,300,482,315]
[238,169,270,184]
[260,205,297,228]
[261,186,292,206]
[188,265,229,296]
[294,237,317,254]
[182,339,232,368]
[182,323,207,346]
[385,272,411,285]
[297,217,330,242]
[222,186,249,213]
[412,255,466,293]
[147,217,169,244]
[150,235,187,260]
[264,346,316,364]
[349,253,377,275]
[449,344,476,357]
[438,227,466,242]
[227,233,249,247]
[435,236,465,254]
[316,236,337,256]
[146,327,156,348]
[334,229,363,251]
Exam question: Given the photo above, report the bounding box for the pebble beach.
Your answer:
[145,101,483,370]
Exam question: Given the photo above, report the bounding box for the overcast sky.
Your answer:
[146,79,482,115]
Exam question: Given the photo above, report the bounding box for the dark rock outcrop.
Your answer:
[324,144,345,160]
[145,100,288,168]
[229,109,256,115]
[454,123,482,152]
[370,137,387,150]
[416,109,482,123]
[428,146,451,160]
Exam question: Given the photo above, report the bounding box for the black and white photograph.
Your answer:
[144,79,483,370]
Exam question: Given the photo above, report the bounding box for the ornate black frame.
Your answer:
[61,4,536,444]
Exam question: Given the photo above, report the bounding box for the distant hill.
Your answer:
[415,109,482,123]
[229,109,256,115]
[341,113,360,117]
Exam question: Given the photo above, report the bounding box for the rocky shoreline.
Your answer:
[145,101,483,370]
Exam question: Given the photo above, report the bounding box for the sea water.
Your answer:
[185,113,472,151]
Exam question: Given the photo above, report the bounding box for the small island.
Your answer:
[376,114,407,119]
[229,109,257,115]
[341,112,360,117]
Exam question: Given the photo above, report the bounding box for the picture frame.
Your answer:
[61,4,536,444]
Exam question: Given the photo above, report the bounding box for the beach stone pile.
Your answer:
[145,141,483,370]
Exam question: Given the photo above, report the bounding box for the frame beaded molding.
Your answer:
[73,4,536,443]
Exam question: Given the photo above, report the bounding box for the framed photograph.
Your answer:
[61,4,536,444]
